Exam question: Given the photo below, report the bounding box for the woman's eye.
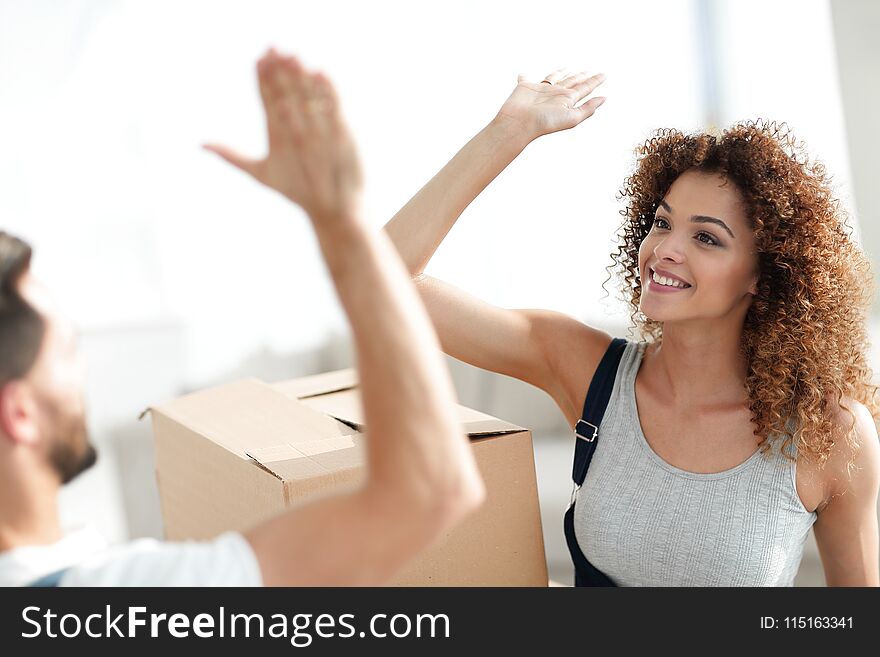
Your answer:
[654,217,719,247]
[696,232,719,246]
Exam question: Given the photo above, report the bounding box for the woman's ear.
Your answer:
[747,266,760,296]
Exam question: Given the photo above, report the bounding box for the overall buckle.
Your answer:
[570,482,581,507]
[575,419,598,442]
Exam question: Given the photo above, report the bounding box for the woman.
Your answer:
[383,69,880,586]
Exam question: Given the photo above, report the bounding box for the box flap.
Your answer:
[273,382,524,436]
[246,433,365,482]
[461,418,525,436]
[150,378,357,458]
[272,368,359,400]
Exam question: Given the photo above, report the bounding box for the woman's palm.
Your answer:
[496,71,606,138]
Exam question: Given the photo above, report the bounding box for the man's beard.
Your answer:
[42,397,98,485]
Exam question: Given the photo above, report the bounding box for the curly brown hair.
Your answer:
[607,119,879,471]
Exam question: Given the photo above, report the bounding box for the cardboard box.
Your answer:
[147,369,548,586]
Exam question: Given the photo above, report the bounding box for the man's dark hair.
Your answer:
[0,232,45,385]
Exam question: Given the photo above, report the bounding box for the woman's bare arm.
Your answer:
[384,71,610,424]
[813,398,880,586]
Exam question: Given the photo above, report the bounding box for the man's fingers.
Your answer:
[311,72,340,116]
[275,55,304,102]
[274,56,310,130]
[203,143,262,179]
[257,52,283,109]
[259,61,291,139]
[256,60,272,109]
[282,56,306,85]
[295,73,327,140]
[259,57,304,144]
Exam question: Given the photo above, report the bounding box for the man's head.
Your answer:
[0,231,95,486]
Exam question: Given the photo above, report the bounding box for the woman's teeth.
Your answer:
[651,269,690,289]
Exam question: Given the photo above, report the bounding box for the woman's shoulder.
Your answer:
[816,395,880,506]
[530,312,615,427]
[531,311,615,368]
[825,395,877,459]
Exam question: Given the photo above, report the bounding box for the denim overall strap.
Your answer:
[572,337,628,488]
[564,336,628,587]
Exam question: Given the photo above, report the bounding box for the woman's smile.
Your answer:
[646,267,693,294]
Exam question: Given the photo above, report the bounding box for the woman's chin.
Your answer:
[638,303,669,323]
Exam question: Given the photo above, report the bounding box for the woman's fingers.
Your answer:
[574,95,607,120]
[559,71,601,89]
[569,72,606,102]
[541,68,568,85]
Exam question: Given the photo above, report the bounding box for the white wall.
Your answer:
[830,0,880,313]
[1,0,704,386]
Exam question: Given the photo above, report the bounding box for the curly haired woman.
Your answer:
[383,69,880,586]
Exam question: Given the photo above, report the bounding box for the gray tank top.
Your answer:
[573,339,818,586]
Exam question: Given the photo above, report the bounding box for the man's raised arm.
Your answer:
[205,49,485,586]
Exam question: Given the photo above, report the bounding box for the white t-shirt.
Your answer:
[0,527,263,587]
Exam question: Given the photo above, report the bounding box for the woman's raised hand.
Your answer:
[205,49,363,224]
[494,69,606,141]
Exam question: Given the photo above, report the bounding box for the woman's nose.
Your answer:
[653,235,686,263]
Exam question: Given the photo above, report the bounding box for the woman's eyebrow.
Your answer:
[658,199,735,239]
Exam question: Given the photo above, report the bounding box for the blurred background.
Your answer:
[2,0,878,585]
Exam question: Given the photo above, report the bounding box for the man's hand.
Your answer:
[205,48,363,223]
[203,48,485,586]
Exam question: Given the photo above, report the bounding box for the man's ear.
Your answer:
[0,381,40,446]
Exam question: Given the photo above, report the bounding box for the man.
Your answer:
[0,49,485,586]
